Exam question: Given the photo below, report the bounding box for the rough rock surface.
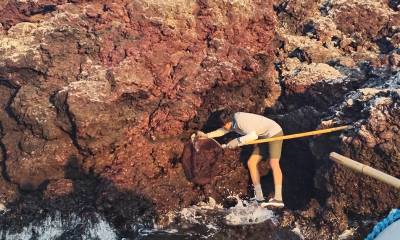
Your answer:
[0,0,278,225]
[273,0,400,239]
[0,0,399,239]
[313,72,400,215]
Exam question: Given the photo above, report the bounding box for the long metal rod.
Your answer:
[243,125,350,146]
[329,152,400,189]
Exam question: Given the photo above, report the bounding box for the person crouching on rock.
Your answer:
[197,111,284,208]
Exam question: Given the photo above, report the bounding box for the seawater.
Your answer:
[0,197,278,240]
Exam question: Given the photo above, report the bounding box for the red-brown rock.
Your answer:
[0,0,279,214]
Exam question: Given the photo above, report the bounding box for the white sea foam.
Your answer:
[225,196,276,226]
[137,196,276,239]
[1,196,277,239]
[174,196,275,227]
[177,197,222,233]
[138,197,223,238]
[1,212,117,240]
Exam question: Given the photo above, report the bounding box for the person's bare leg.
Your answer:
[269,158,283,201]
[248,145,263,185]
[268,134,283,202]
[247,146,263,200]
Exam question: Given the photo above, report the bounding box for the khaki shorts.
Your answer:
[251,130,283,160]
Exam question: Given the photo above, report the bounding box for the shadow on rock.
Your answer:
[0,156,156,239]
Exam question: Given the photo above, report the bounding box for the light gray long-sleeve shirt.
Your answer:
[232,112,282,138]
[206,112,282,144]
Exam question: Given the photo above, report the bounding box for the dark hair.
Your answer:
[218,108,234,124]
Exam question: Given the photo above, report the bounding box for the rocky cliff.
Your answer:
[0,0,278,217]
[273,0,400,238]
[0,0,399,239]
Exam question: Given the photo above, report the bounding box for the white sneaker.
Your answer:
[260,198,284,208]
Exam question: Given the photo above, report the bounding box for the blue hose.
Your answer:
[365,209,400,240]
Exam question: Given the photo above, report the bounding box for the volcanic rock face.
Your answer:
[0,0,278,215]
[0,0,399,239]
[273,0,400,238]
[313,72,400,216]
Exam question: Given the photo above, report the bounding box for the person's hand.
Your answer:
[226,138,240,149]
[190,133,196,142]
[196,131,208,139]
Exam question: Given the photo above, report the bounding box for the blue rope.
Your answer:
[365,209,400,240]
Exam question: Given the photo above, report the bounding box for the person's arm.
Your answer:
[238,131,258,144]
[196,128,229,139]
[197,121,232,139]
[205,128,229,138]
[225,131,258,149]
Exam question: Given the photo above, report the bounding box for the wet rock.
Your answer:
[213,222,301,240]
[311,71,400,217]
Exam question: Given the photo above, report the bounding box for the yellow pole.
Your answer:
[243,125,351,146]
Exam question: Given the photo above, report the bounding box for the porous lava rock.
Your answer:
[275,0,400,67]
[1,0,400,239]
[0,0,279,216]
[312,71,400,217]
[273,0,400,238]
